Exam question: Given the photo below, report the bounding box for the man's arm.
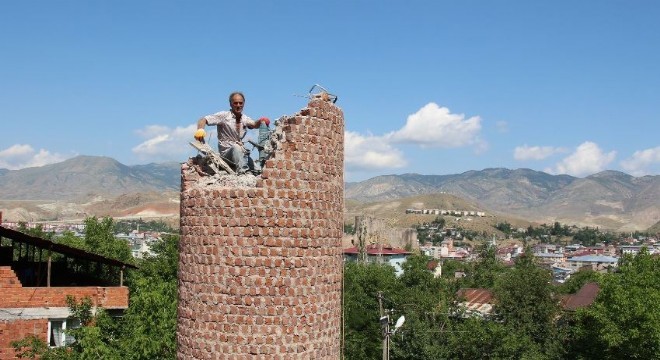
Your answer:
[246,117,267,130]
[194,117,208,142]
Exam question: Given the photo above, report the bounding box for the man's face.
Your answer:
[230,95,245,115]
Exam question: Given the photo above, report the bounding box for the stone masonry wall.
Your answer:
[177,99,344,359]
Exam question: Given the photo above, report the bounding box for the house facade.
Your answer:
[344,245,411,276]
[0,226,133,359]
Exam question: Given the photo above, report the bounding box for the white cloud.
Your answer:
[546,141,616,177]
[514,145,567,161]
[386,103,483,148]
[132,124,197,161]
[135,125,174,138]
[345,131,406,171]
[134,103,481,172]
[0,144,70,170]
[620,146,660,176]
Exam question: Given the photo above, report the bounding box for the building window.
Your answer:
[48,318,80,347]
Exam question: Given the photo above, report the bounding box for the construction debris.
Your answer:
[182,158,258,189]
[188,141,235,175]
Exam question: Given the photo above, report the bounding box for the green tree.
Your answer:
[115,219,175,234]
[11,335,56,359]
[493,252,560,347]
[556,269,601,295]
[439,259,469,281]
[572,227,600,246]
[63,296,121,360]
[432,216,446,229]
[343,262,400,360]
[571,248,660,359]
[120,234,179,359]
[83,217,132,263]
[445,317,550,360]
[468,243,505,288]
[386,255,453,360]
[495,222,512,235]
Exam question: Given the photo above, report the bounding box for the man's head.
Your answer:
[228,92,245,115]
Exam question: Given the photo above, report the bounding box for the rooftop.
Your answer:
[561,282,600,311]
[568,255,618,263]
[344,245,410,256]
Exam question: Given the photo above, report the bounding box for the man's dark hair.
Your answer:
[228,91,245,103]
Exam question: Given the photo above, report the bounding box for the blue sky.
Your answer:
[1,1,658,181]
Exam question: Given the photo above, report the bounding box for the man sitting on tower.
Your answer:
[194,91,268,175]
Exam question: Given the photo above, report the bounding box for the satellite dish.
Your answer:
[394,315,405,330]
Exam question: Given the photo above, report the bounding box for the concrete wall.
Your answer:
[177,98,344,359]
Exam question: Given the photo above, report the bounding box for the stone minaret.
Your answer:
[177,98,344,359]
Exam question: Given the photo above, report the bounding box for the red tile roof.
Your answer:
[427,260,439,270]
[560,282,600,311]
[343,245,410,256]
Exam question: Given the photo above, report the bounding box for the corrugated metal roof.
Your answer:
[0,225,137,269]
[457,288,494,315]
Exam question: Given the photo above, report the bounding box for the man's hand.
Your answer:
[194,129,206,142]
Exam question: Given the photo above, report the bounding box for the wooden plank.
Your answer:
[189,141,236,175]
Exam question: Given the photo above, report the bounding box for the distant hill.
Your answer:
[344,192,533,233]
[0,157,657,231]
[0,155,181,201]
[648,220,660,234]
[346,169,660,231]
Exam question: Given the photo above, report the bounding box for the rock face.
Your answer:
[177,98,344,359]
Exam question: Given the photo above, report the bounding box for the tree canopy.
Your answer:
[11,217,660,359]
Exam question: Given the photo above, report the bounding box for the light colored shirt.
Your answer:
[203,111,256,153]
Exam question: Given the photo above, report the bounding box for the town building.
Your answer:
[0,225,134,359]
[420,239,470,261]
[344,244,411,276]
[566,254,618,272]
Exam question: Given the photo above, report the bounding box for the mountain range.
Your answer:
[0,156,180,200]
[0,156,658,232]
[346,169,660,232]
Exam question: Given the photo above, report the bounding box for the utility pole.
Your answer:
[377,292,405,360]
[356,216,368,264]
[378,291,389,360]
